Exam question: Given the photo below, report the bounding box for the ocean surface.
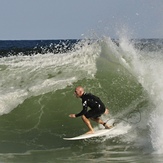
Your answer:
[0,38,163,162]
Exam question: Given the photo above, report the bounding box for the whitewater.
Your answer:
[0,37,163,162]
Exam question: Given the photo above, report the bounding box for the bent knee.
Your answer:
[81,115,87,120]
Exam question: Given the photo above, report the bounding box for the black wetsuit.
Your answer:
[75,93,106,118]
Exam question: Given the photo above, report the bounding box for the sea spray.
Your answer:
[117,36,163,153]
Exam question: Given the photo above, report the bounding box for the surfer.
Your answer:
[69,86,112,134]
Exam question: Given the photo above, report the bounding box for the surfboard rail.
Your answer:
[63,127,115,140]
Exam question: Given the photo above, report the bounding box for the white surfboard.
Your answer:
[63,127,115,140]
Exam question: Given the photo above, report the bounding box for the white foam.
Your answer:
[100,35,163,153]
[117,37,163,153]
[0,40,100,115]
[0,89,28,115]
[105,123,131,139]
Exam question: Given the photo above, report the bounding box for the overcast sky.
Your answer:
[0,0,163,40]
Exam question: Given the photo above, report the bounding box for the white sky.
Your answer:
[0,0,163,40]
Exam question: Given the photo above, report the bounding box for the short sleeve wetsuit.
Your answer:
[75,93,106,118]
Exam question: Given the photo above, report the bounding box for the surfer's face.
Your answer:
[74,87,83,98]
[74,89,80,98]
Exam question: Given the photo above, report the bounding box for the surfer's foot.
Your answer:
[103,123,112,129]
[85,130,94,134]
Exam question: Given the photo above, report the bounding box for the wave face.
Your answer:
[0,38,163,161]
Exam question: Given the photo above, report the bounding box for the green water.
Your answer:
[0,38,162,162]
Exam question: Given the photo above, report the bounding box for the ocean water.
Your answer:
[0,38,163,162]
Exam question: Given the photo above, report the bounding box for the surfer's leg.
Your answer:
[81,115,94,134]
[91,117,103,124]
[91,117,112,129]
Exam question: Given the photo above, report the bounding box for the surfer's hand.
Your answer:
[69,114,76,118]
[104,108,109,114]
